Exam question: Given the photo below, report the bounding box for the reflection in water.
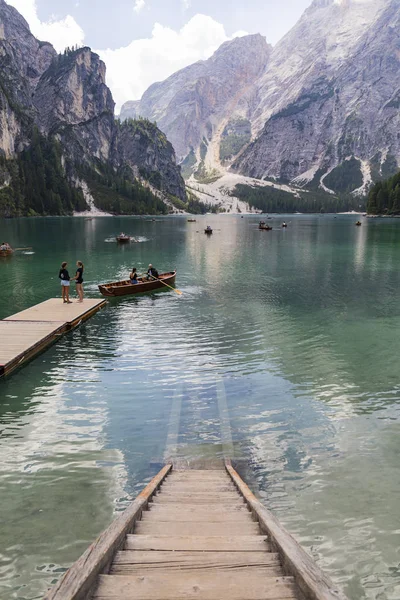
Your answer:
[1,215,400,599]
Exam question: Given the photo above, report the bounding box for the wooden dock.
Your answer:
[0,298,106,378]
[45,463,347,600]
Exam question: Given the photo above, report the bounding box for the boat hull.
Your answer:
[0,249,13,257]
[98,271,176,297]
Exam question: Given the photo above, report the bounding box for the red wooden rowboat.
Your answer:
[98,271,176,297]
[0,245,13,257]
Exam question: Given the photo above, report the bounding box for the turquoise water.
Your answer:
[0,215,400,599]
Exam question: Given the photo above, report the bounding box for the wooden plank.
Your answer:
[93,572,297,599]
[111,564,282,576]
[159,487,237,494]
[44,465,172,600]
[143,507,253,522]
[5,298,106,328]
[169,472,229,479]
[156,491,240,500]
[0,321,66,376]
[160,482,235,491]
[125,535,270,552]
[151,496,244,505]
[226,464,347,600]
[134,521,260,536]
[112,551,281,572]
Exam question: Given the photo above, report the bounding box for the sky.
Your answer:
[8,0,312,111]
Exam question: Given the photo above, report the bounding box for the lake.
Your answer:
[0,214,399,600]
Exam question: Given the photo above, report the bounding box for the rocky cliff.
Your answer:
[122,0,399,197]
[235,0,400,192]
[0,0,186,216]
[120,34,272,179]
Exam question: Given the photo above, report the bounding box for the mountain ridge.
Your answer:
[0,0,187,216]
[121,0,399,200]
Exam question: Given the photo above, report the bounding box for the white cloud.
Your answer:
[98,14,247,112]
[7,0,85,52]
[133,0,146,14]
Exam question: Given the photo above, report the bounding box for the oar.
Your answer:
[149,274,183,295]
[14,247,32,251]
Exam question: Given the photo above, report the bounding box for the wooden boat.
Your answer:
[205,228,213,234]
[44,462,347,600]
[355,221,362,226]
[116,234,131,243]
[98,271,176,297]
[259,222,272,231]
[0,246,13,257]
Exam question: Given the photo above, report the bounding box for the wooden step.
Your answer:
[160,482,236,491]
[111,551,281,573]
[134,521,260,536]
[169,469,228,476]
[125,535,270,552]
[156,492,240,501]
[93,572,297,599]
[168,471,232,481]
[143,507,253,522]
[151,497,245,507]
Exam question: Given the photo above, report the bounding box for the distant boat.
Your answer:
[205,227,213,234]
[116,234,131,243]
[282,222,288,228]
[355,221,362,227]
[259,222,272,231]
[98,271,176,297]
[0,244,13,256]
[187,219,197,222]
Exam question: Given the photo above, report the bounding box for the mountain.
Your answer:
[122,0,400,199]
[235,0,400,192]
[120,34,272,180]
[0,0,186,216]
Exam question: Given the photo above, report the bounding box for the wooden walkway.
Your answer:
[0,298,106,378]
[45,464,346,600]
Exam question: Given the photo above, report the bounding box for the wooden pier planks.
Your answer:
[4,298,106,328]
[0,320,65,376]
[0,298,106,377]
[44,465,347,600]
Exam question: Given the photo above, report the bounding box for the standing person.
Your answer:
[71,261,84,302]
[59,261,72,303]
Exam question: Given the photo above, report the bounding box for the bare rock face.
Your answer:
[0,0,55,155]
[120,100,140,121]
[122,0,399,194]
[120,34,272,169]
[234,0,400,190]
[33,48,116,163]
[0,0,186,208]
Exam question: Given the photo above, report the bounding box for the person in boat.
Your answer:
[206,225,212,231]
[129,267,138,284]
[59,261,72,304]
[71,261,84,302]
[147,264,159,280]
[282,222,287,227]
[0,242,10,251]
